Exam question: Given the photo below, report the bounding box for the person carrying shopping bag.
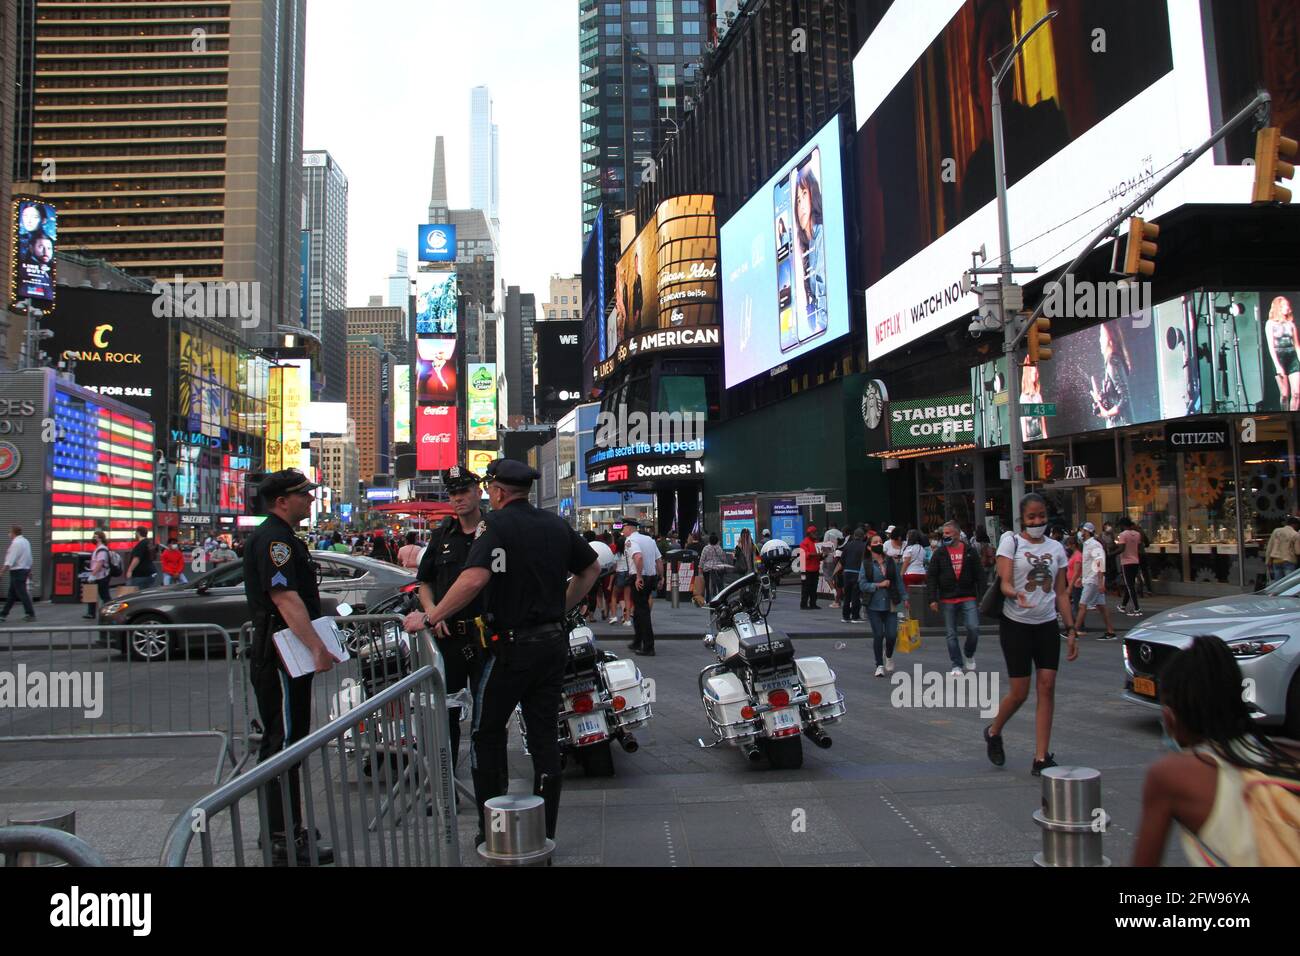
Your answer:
[860,534,906,678]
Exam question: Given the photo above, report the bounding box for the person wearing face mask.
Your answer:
[984,493,1078,776]
[1075,523,1117,640]
[926,519,988,675]
[1132,635,1300,866]
[859,534,906,677]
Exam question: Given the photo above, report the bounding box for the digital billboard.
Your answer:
[855,1,1250,362]
[418,223,457,263]
[413,271,458,334]
[535,321,582,417]
[394,364,411,443]
[581,207,606,398]
[416,404,457,471]
[466,362,497,441]
[720,117,850,387]
[10,197,57,307]
[415,335,458,403]
[598,194,719,380]
[50,392,155,554]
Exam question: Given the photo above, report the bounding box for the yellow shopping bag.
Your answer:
[896,616,921,654]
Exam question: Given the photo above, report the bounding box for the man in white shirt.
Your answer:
[622,517,663,656]
[0,525,36,622]
[1075,523,1115,639]
[1265,515,1300,581]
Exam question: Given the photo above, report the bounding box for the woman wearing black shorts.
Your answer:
[983,493,1079,775]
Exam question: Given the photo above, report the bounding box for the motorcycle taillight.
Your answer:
[572,694,594,714]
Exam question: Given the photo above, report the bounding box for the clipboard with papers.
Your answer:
[272,616,351,678]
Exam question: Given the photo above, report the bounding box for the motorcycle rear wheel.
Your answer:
[577,740,616,777]
[763,736,803,770]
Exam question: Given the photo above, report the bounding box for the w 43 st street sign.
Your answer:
[1021,403,1057,417]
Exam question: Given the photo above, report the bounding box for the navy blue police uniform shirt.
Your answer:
[243,513,322,659]
[416,516,485,620]
[465,499,599,630]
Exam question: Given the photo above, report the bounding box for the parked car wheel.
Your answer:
[125,614,172,662]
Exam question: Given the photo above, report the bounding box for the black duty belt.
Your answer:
[488,622,565,646]
[443,618,480,638]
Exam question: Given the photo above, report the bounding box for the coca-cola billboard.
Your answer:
[416,404,457,471]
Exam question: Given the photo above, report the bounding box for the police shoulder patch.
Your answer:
[270,541,291,567]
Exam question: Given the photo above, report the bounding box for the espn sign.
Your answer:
[416,404,457,470]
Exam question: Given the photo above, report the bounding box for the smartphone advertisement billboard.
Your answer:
[720,117,850,388]
[416,404,457,470]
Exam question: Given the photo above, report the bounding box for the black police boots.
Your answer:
[534,771,563,841]
[471,766,509,847]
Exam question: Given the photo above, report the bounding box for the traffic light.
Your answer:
[1026,316,1052,363]
[1121,217,1159,276]
[1252,126,1297,204]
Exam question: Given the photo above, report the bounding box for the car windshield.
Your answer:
[340,556,415,578]
[1260,567,1300,597]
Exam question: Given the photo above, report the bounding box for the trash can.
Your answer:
[665,549,698,596]
[50,553,90,604]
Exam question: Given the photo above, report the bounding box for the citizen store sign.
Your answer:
[1164,421,1230,451]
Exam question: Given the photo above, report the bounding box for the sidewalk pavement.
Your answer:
[588,584,1204,641]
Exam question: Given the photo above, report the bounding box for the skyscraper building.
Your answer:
[385,249,410,320]
[301,150,348,401]
[346,334,389,484]
[502,285,536,425]
[426,134,498,313]
[17,0,308,346]
[470,85,499,226]
[0,0,29,367]
[542,274,582,320]
[346,303,407,356]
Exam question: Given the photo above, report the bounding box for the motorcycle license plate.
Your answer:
[764,708,798,734]
[572,713,607,741]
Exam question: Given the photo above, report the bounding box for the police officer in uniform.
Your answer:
[403,464,486,772]
[243,469,337,866]
[406,459,601,846]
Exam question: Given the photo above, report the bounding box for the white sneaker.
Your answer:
[950,666,964,676]
[874,665,885,678]
[965,659,976,671]
[623,618,634,627]
[884,657,895,673]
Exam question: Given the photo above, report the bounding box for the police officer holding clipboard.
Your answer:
[243,468,339,866]
[404,464,486,772]
[405,459,601,846]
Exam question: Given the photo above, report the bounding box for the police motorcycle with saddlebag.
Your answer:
[698,538,846,769]
[516,541,654,776]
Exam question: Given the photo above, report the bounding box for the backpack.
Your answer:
[105,547,124,576]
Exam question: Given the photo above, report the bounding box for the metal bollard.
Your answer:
[477,795,554,866]
[5,808,76,867]
[1032,766,1110,867]
[670,567,680,608]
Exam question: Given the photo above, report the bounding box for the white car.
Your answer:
[1122,569,1300,736]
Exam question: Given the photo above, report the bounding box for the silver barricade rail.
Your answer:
[159,650,459,867]
[0,622,239,785]
[0,825,106,867]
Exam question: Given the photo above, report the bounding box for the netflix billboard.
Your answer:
[416,404,457,471]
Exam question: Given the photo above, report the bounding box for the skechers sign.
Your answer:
[888,393,975,449]
[418,224,457,263]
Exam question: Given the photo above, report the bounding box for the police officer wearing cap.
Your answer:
[243,469,338,866]
[406,458,601,846]
[402,464,486,773]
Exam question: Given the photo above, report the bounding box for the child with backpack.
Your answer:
[1132,635,1300,866]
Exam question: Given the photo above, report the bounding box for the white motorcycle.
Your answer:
[698,540,846,769]
[518,541,655,776]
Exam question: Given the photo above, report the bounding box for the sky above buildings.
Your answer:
[304,0,581,307]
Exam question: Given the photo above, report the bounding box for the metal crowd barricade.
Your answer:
[0,622,240,785]
[0,826,106,867]
[159,655,459,867]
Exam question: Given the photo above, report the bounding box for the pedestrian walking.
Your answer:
[1065,532,1083,626]
[1132,635,1300,866]
[242,469,337,866]
[410,458,600,847]
[798,526,821,609]
[1075,523,1117,639]
[1116,516,1144,616]
[926,519,987,675]
[160,537,188,585]
[822,536,840,608]
[984,492,1079,776]
[0,525,36,623]
[698,533,729,602]
[397,530,423,571]
[612,532,632,624]
[835,527,867,621]
[622,517,663,655]
[403,465,487,776]
[1265,515,1300,581]
[125,526,157,590]
[83,531,112,619]
[733,527,757,576]
[899,530,927,588]
[370,531,396,564]
[860,534,905,677]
